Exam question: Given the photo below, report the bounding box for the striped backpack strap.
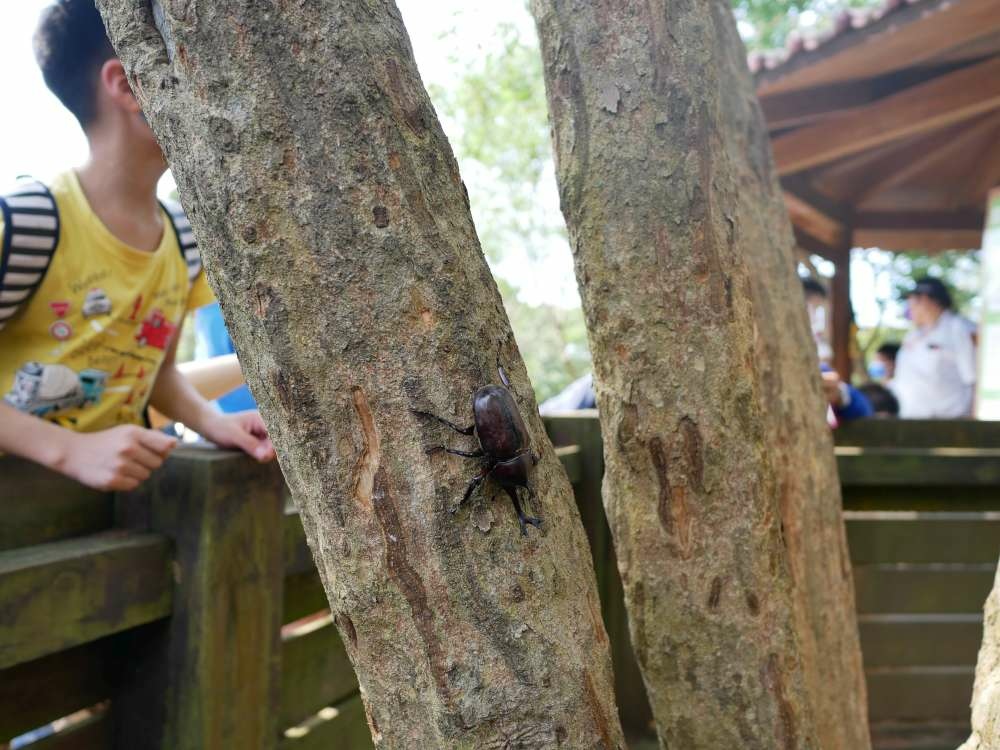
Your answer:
[0,179,60,331]
[159,198,202,286]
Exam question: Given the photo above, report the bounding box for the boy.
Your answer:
[0,0,274,491]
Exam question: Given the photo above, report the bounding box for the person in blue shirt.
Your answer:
[193,303,256,413]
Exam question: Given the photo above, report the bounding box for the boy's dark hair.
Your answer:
[33,1,116,128]
[876,342,900,362]
[801,276,828,299]
[857,383,900,417]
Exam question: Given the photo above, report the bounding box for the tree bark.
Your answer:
[532,1,867,747]
[96,2,624,748]
[960,561,1000,750]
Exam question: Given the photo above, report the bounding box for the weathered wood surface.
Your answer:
[531,0,868,746]
[859,615,983,668]
[113,449,285,750]
[0,531,172,670]
[545,413,653,735]
[96,2,624,746]
[0,641,109,740]
[280,618,358,729]
[0,456,113,552]
[279,693,374,750]
[837,448,1000,486]
[846,513,1000,563]
[25,710,112,750]
[868,667,976,721]
[836,419,1000,448]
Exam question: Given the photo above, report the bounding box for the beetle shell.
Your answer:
[472,385,529,460]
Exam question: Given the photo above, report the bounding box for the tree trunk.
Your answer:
[959,561,1000,750]
[96,2,624,748]
[532,1,866,747]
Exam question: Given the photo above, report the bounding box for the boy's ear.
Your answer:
[99,58,142,115]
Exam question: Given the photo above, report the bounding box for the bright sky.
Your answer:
[0,1,889,326]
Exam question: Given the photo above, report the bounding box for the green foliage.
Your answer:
[497,279,592,403]
[429,20,590,402]
[732,0,883,52]
[429,22,558,264]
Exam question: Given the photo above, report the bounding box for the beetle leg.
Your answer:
[504,486,543,536]
[410,409,475,436]
[427,446,485,459]
[454,471,487,514]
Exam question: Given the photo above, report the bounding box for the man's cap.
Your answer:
[903,277,953,309]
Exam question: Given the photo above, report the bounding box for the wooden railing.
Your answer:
[2,415,999,749]
[1,447,369,750]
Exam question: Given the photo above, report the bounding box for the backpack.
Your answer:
[0,178,201,331]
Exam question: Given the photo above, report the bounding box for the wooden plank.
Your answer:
[852,115,1000,206]
[784,189,848,249]
[284,571,330,625]
[842,486,1000,513]
[771,56,1000,175]
[837,448,1000,486]
[22,709,111,750]
[836,418,1000,448]
[280,618,358,728]
[279,693,373,750]
[0,641,109,740]
[853,228,983,252]
[112,450,285,750]
[0,531,172,670]
[869,722,970,750]
[756,0,1000,96]
[543,413,653,736]
[554,444,582,485]
[866,666,974,721]
[859,614,983,667]
[0,456,113,552]
[283,511,313,577]
[854,564,996,614]
[762,81,879,130]
[846,512,1000,564]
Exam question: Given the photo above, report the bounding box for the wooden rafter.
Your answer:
[852,209,985,250]
[762,82,878,131]
[772,56,1000,176]
[782,176,851,248]
[851,114,1000,206]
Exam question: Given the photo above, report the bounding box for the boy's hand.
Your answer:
[62,425,177,492]
[199,411,276,462]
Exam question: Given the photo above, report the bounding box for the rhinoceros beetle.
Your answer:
[412,363,542,536]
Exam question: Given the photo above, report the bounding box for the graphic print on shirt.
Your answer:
[4,361,108,418]
[82,288,112,318]
[134,308,176,350]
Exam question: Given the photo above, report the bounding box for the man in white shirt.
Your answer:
[892,277,977,418]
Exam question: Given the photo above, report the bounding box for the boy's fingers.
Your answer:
[135,428,178,456]
[127,443,167,471]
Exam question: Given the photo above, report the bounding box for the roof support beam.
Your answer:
[782,176,852,248]
[772,56,1000,176]
[852,210,985,251]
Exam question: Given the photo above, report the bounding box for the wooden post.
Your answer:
[112,448,285,750]
[831,245,853,381]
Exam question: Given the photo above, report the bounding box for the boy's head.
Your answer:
[34,0,163,165]
[34,1,117,129]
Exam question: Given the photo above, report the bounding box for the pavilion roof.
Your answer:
[753,0,1000,255]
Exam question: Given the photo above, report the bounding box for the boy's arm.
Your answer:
[0,401,176,491]
[148,334,275,462]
